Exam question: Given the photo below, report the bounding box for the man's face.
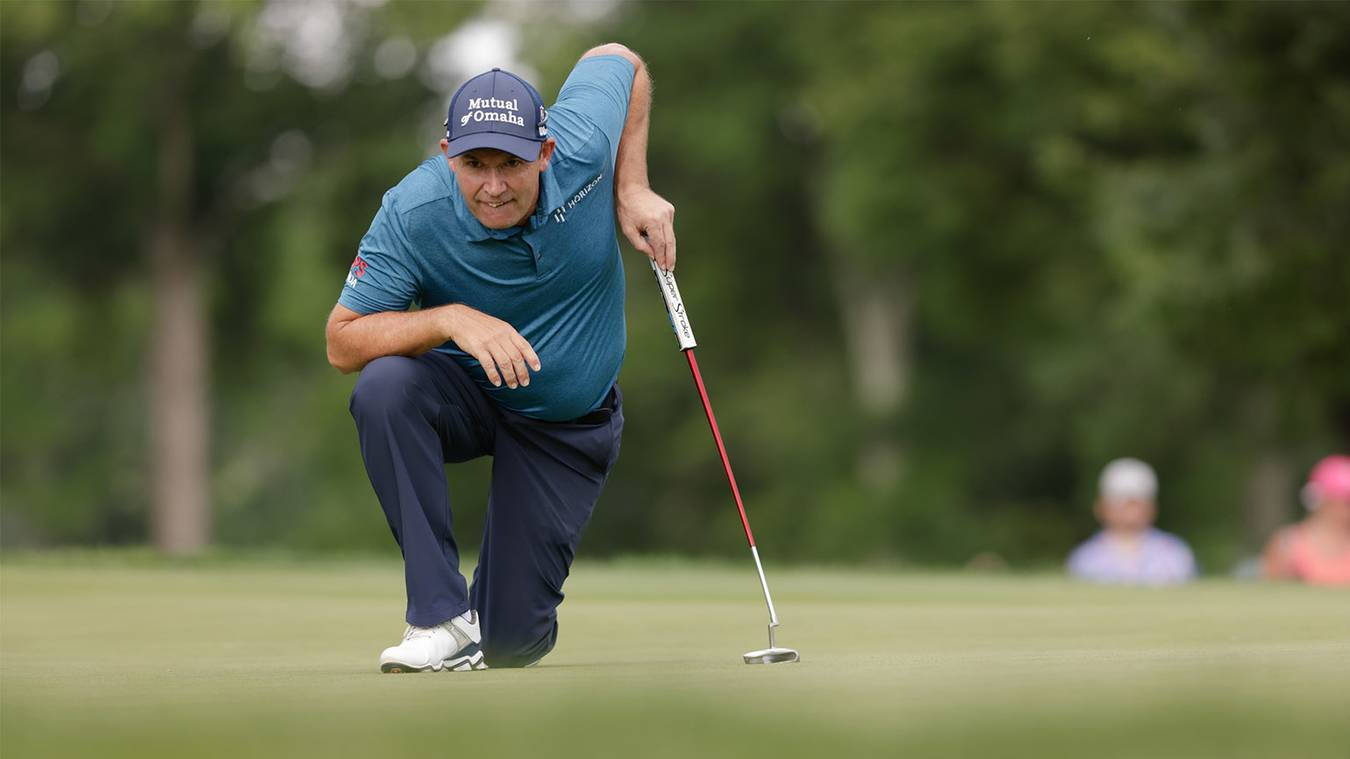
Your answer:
[443,141,554,229]
[1095,497,1157,533]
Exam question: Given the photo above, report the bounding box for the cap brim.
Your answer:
[446,133,543,161]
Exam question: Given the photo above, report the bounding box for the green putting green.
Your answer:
[2,553,1346,758]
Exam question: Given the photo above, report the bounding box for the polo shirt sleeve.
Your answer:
[550,55,636,167]
[338,192,420,315]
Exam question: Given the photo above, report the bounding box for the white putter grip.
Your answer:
[650,259,697,350]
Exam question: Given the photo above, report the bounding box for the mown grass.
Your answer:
[2,553,1347,758]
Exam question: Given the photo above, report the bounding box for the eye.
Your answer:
[504,159,522,169]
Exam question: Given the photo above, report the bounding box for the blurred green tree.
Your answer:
[2,0,1346,570]
[1,0,478,552]
[556,0,1350,566]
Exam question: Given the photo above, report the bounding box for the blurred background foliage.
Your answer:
[2,0,1347,570]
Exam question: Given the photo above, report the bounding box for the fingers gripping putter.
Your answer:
[650,261,800,665]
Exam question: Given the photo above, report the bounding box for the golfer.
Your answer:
[325,44,674,672]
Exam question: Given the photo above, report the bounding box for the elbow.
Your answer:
[326,346,351,374]
[331,356,361,375]
[325,312,364,374]
[326,338,359,375]
[584,43,642,70]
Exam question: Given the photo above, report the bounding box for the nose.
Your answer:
[483,168,507,196]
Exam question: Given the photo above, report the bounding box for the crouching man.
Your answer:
[325,44,675,671]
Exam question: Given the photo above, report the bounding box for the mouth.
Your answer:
[483,200,512,209]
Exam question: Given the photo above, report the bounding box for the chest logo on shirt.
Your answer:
[551,172,604,224]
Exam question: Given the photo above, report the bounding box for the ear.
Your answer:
[536,138,557,170]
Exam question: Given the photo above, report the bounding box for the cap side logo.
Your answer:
[537,106,548,138]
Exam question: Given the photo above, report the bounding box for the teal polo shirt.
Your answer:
[339,56,635,421]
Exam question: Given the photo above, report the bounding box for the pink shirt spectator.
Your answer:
[1263,455,1350,587]
[1068,528,1197,585]
[1265,524,1350,587]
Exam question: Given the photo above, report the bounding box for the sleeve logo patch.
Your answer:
[345,254,368,289]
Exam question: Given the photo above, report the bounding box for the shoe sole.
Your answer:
[381,644,487,674]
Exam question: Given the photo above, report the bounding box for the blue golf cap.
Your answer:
[444,68,548,161]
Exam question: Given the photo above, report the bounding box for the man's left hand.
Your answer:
[617,186,676,271]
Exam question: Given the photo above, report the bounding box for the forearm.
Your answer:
[613,53,652,193]
[326,305,458,374]
[581,43,674,269]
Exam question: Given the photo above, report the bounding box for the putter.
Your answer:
[650,260,800,665]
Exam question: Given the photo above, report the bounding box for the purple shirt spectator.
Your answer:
[1067,527,1197,585]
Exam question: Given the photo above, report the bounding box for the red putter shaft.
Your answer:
[650,259,797,662]
[684,349,756,548]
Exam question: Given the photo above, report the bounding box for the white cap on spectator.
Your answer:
[1099,458,1157,502]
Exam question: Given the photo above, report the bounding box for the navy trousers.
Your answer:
[349,351,622,668]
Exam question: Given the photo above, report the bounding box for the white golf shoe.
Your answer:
[379,610,487,673]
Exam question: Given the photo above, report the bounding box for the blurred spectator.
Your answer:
[1262,455,1350,586]
[1067,458,1197,585]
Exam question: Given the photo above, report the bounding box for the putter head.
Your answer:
[742,646,800,665]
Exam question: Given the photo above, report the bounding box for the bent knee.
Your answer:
[483,632,555,669]
[349,356,422,418]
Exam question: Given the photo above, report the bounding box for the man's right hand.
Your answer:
[442,304,541,389]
